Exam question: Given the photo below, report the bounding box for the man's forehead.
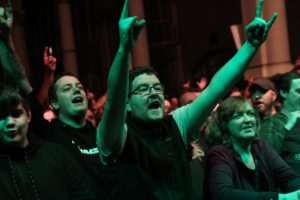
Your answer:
[132,73,160,85]
[251,85,267,93]
[56,75,81,86]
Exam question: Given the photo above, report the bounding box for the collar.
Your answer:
[0,132,42,158]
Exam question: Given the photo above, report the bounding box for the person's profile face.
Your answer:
[251,89,276,115]
[283,78,300,110]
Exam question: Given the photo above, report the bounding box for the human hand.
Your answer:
[119,0,145,50]
[0,0,12,39]
[245,0,277,48]
[183,81,190,90]
[196,77,208,90]
[278,190,300,200]
[43,46,56,71]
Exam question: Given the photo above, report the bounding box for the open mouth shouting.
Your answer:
[147,99,161,110]
[72,96,84,104]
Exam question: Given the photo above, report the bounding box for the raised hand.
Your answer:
[245,0,277,48]
[119,0,145,50]
[0,0,12,39]
[43,46,57,71]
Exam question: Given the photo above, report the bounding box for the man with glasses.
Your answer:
[97,0,277,199]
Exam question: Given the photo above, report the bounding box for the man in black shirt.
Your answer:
[0,1,106,199]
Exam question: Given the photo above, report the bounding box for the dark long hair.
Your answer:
[205,96,260,148]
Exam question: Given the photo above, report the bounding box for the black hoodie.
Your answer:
[0,133,94,200]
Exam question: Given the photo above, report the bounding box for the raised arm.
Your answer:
[97,0,145,157]
[37,46,56,107]
[185,0,277,134]
[0,0,32,94]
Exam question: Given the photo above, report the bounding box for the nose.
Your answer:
[253,91,263,98]
[5,116,16,129]
[149,87,156,94]
[255,94,261,99]
[243,113,252,122]
[72,85,81,94]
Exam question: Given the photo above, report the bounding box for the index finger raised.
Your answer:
[120,0,129,20]
[255,0,264,18]
[266,12,278,30]
[44,46,49,57]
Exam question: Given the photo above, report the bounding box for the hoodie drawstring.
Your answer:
[8,154,40,200]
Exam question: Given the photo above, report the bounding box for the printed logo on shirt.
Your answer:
[71,140,99,155]
[78,147,99,155]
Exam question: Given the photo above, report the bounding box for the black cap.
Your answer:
[249,78,277,93]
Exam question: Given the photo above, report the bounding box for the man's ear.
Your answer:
[27,111,32,123]
[51,100,59,110]
[271,91,277,101]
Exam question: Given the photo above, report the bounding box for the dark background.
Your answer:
[17,0,300,98]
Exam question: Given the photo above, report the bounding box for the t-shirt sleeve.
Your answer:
[98,124,127,166]
[171,105,193,148]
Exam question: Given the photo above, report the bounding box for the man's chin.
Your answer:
[147,112,164,122]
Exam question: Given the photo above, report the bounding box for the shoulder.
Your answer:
[206,145,237,173]
[269,112,288,123]
[252,139,277,158]
[208,144,231,153]
[252,140,268,151]
[207,145,234,161]
[39,141,68,154]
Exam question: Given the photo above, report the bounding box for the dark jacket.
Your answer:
[204,140,300,200]
[45,119,107,200]
[0,133,94,200]
[28,91,107,200]
[101,115,192,200]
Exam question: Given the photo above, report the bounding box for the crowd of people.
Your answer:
[1,0,300,199]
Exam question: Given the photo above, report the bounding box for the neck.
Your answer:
[232,138,256,170]
[231,137,251,155]
[264,106,277,117]
[58,113,86,128]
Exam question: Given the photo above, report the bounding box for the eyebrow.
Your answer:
[137,83,161,87]
[62,82,82,87]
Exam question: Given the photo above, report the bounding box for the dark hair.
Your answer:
[0,79,30,119]
[129,66,160,91]
[48,72,79,112]
[205,96,260,148]
[276,71,300,103]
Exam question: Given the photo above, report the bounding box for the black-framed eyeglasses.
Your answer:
[128,84,164,97]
